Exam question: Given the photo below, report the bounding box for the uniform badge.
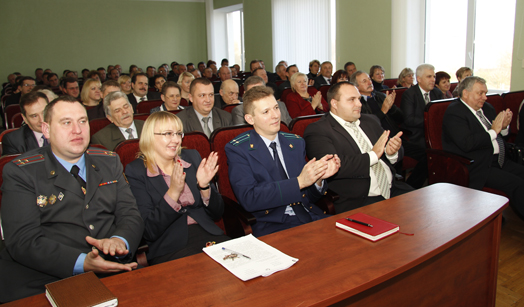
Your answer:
[48,194,57,205]
[81,187,86,195]
[37,195,48,207]
[58,192,64,201]
[289,144,293,148]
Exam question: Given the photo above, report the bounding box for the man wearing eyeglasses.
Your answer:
[91,91,145,150]
[60,77,80,100]
[4,76,36,108]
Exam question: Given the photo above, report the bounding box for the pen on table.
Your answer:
[346,218,373,228]
[222,247,251,259]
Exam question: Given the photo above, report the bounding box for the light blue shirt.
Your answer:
[53,153,129,275]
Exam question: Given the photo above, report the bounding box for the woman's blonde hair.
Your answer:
[290,72,307,93]
[177,72,195,86]
[138,111,184,173]
[80,78,102,104]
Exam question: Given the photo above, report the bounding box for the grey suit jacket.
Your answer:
[231,101,292,126]
[176,107,232,134]
[91,120,145,151]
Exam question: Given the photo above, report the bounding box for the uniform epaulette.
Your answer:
[13,154,45,167]
[86,149,117,157]
[280,132,301,139]
[229,133,250,146]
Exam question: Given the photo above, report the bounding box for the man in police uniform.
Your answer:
[0,96,144,302]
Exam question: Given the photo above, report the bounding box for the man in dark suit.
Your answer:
[304,82,412,213]
[313,61,332,90]
[442,76,524,219]
[91,91,144,151]
[399,64,443,188]
[3,92,49,155]
[126,73,161,112]
[4,76,36,109]
[351,70,403,134]
[0,96,144,302]
[214,79,240,109]
[225,86,340,237]
[276,64,298,100]
[177,78,232,137]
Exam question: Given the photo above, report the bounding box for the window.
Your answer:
[272,0,335,73]
[226,10,244,71]
[425,0,516,91]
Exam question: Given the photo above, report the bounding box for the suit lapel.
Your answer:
[187,108,204,133]
[247,130,282,182]
[326,114,361,153]
[212,109,222,131]
[23,125,40,149]
[110,124,126,144]
[278,133,300,178]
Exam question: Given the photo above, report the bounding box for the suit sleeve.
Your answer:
[2,133,21,155]
[225,142,307,212]
[400,89,423,131]
[285,93,316,118]
[304,122,370,180]
[1,162,85,278]
[231,105,246,125]
[278,102,293,125]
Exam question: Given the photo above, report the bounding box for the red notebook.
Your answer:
[335,213,399,241]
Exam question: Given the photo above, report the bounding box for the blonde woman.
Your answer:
[80,78,102,107]
[119,75,132,95]
[177,72,195,106]
[285,72,328,118]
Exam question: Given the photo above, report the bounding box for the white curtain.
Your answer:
[272,0,333,73]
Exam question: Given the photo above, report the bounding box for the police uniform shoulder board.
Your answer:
[229,132,251,146]
[86,148,116,157]
[279,132,302,140]
[13,154,45,167]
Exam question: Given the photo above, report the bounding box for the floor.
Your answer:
[497,207,524,306]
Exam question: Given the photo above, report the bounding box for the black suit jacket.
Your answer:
[176,107,232,134]
[2,125,40,155]
[91,120,145,151]
[360,91,404,135]
[124,150,224,262]
[126,92,161,113]
[400,84,443,148]
[313,75,329,90]
[442,99,501,190]
[304,113,403,213]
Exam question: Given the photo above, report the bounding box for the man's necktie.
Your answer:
[269,142,311,223]
[125,128,135,139]
[346,122,390,199]
[70,165,86,196]
[424,92,430,105]
[139,96,146,103]
[202,117,212,137]
[476,110,505,168]
[42,135,49,147]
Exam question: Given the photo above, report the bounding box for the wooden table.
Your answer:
[5,183,508,306]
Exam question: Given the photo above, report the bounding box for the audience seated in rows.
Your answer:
[313,61,333,90]
[397,67,414,88]
[286,72,328,118]
[127,73,161,112]
[151,81,184,113]
[87,80,120,120]
[215,79,240,109]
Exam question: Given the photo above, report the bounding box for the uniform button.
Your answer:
[265,210,269,214]
[89,225,94,230]
[85,204,89,209]
[50,171,55,175]
[302,194,306,198]
[324,191,327,195]
[323,211,326,214]
[310,206,313,209]
[292,203,295,206]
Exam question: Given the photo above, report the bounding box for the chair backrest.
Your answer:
[383,78,398,88]
[182,131,211,159]
[280,88,293,103]
[89,118,111,137]
[0,154,20,208]
[390,87,408,108]
[133,113,150,121]
[180,98,190,107]
[4,104,20,129]
[486,93,504,114]
[222,103,241,113]
[137,99,163,114]
[114,139,140,170]
[239,84,245,98]
[210,125,252,202]
[280,122,290,133]
[319,85,330,102]
[449,82,458,94]
[11,112,24,128]
[502,90,524,136]
[289,114,324,137]
[424,99,453,150]
[0,128,18,156]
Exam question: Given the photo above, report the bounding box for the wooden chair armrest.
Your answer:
[315,189,339,215]
[426,149,473,186]
[135,239,149,267]
[222,196,256,238]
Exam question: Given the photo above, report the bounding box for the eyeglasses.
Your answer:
[154,131,184,140]
[23,83,36,87]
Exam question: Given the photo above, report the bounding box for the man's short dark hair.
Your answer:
[153,74,166,83]
[129,65,138,73]
[344,62,355,70]
[81,68,89,74]
[60,77,77,88]
[42,72,50,79]
[457,76,486,98]
[87,71,99,79]
[44,95,82,123]
[18,76,35,87]
[35,68,43,74]
[286,65,297,73]
[327,81,354,108]
[20,91,48,116]
[187,62,194,67]
[243,76,265,90]
[132,72,148,84]
[147,66,154,71]
[101,80,120,93]
[189,77,212,95]
[243,85,274,116]
[47,73,58,80]
[221,58,229,65]
[252,67,265,76]
[198,61,205,67]
[161,81,181,96]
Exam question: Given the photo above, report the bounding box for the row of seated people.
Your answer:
[2,67,524,302]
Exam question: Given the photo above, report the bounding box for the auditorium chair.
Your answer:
[239,84,245,97]
[486,93,504,114]
[449,82,458,94]
[275,80,286,87]
[424,99,506,197]
[210,125,338,238]
[0,154,21,248]
[280,88,293,103]
[133,113,150,121]
[382,87,407,108]
[502,90,524,142]
[319,85,330,102]
[137,99,163,114]
[114,139,140,169]
[289,114,324,137]
[89,118,111,137]
[4,104,20,130]
[0,128,18,156]
[222,103,241,113]
[383,78,398,89]
[11,112,23,128]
